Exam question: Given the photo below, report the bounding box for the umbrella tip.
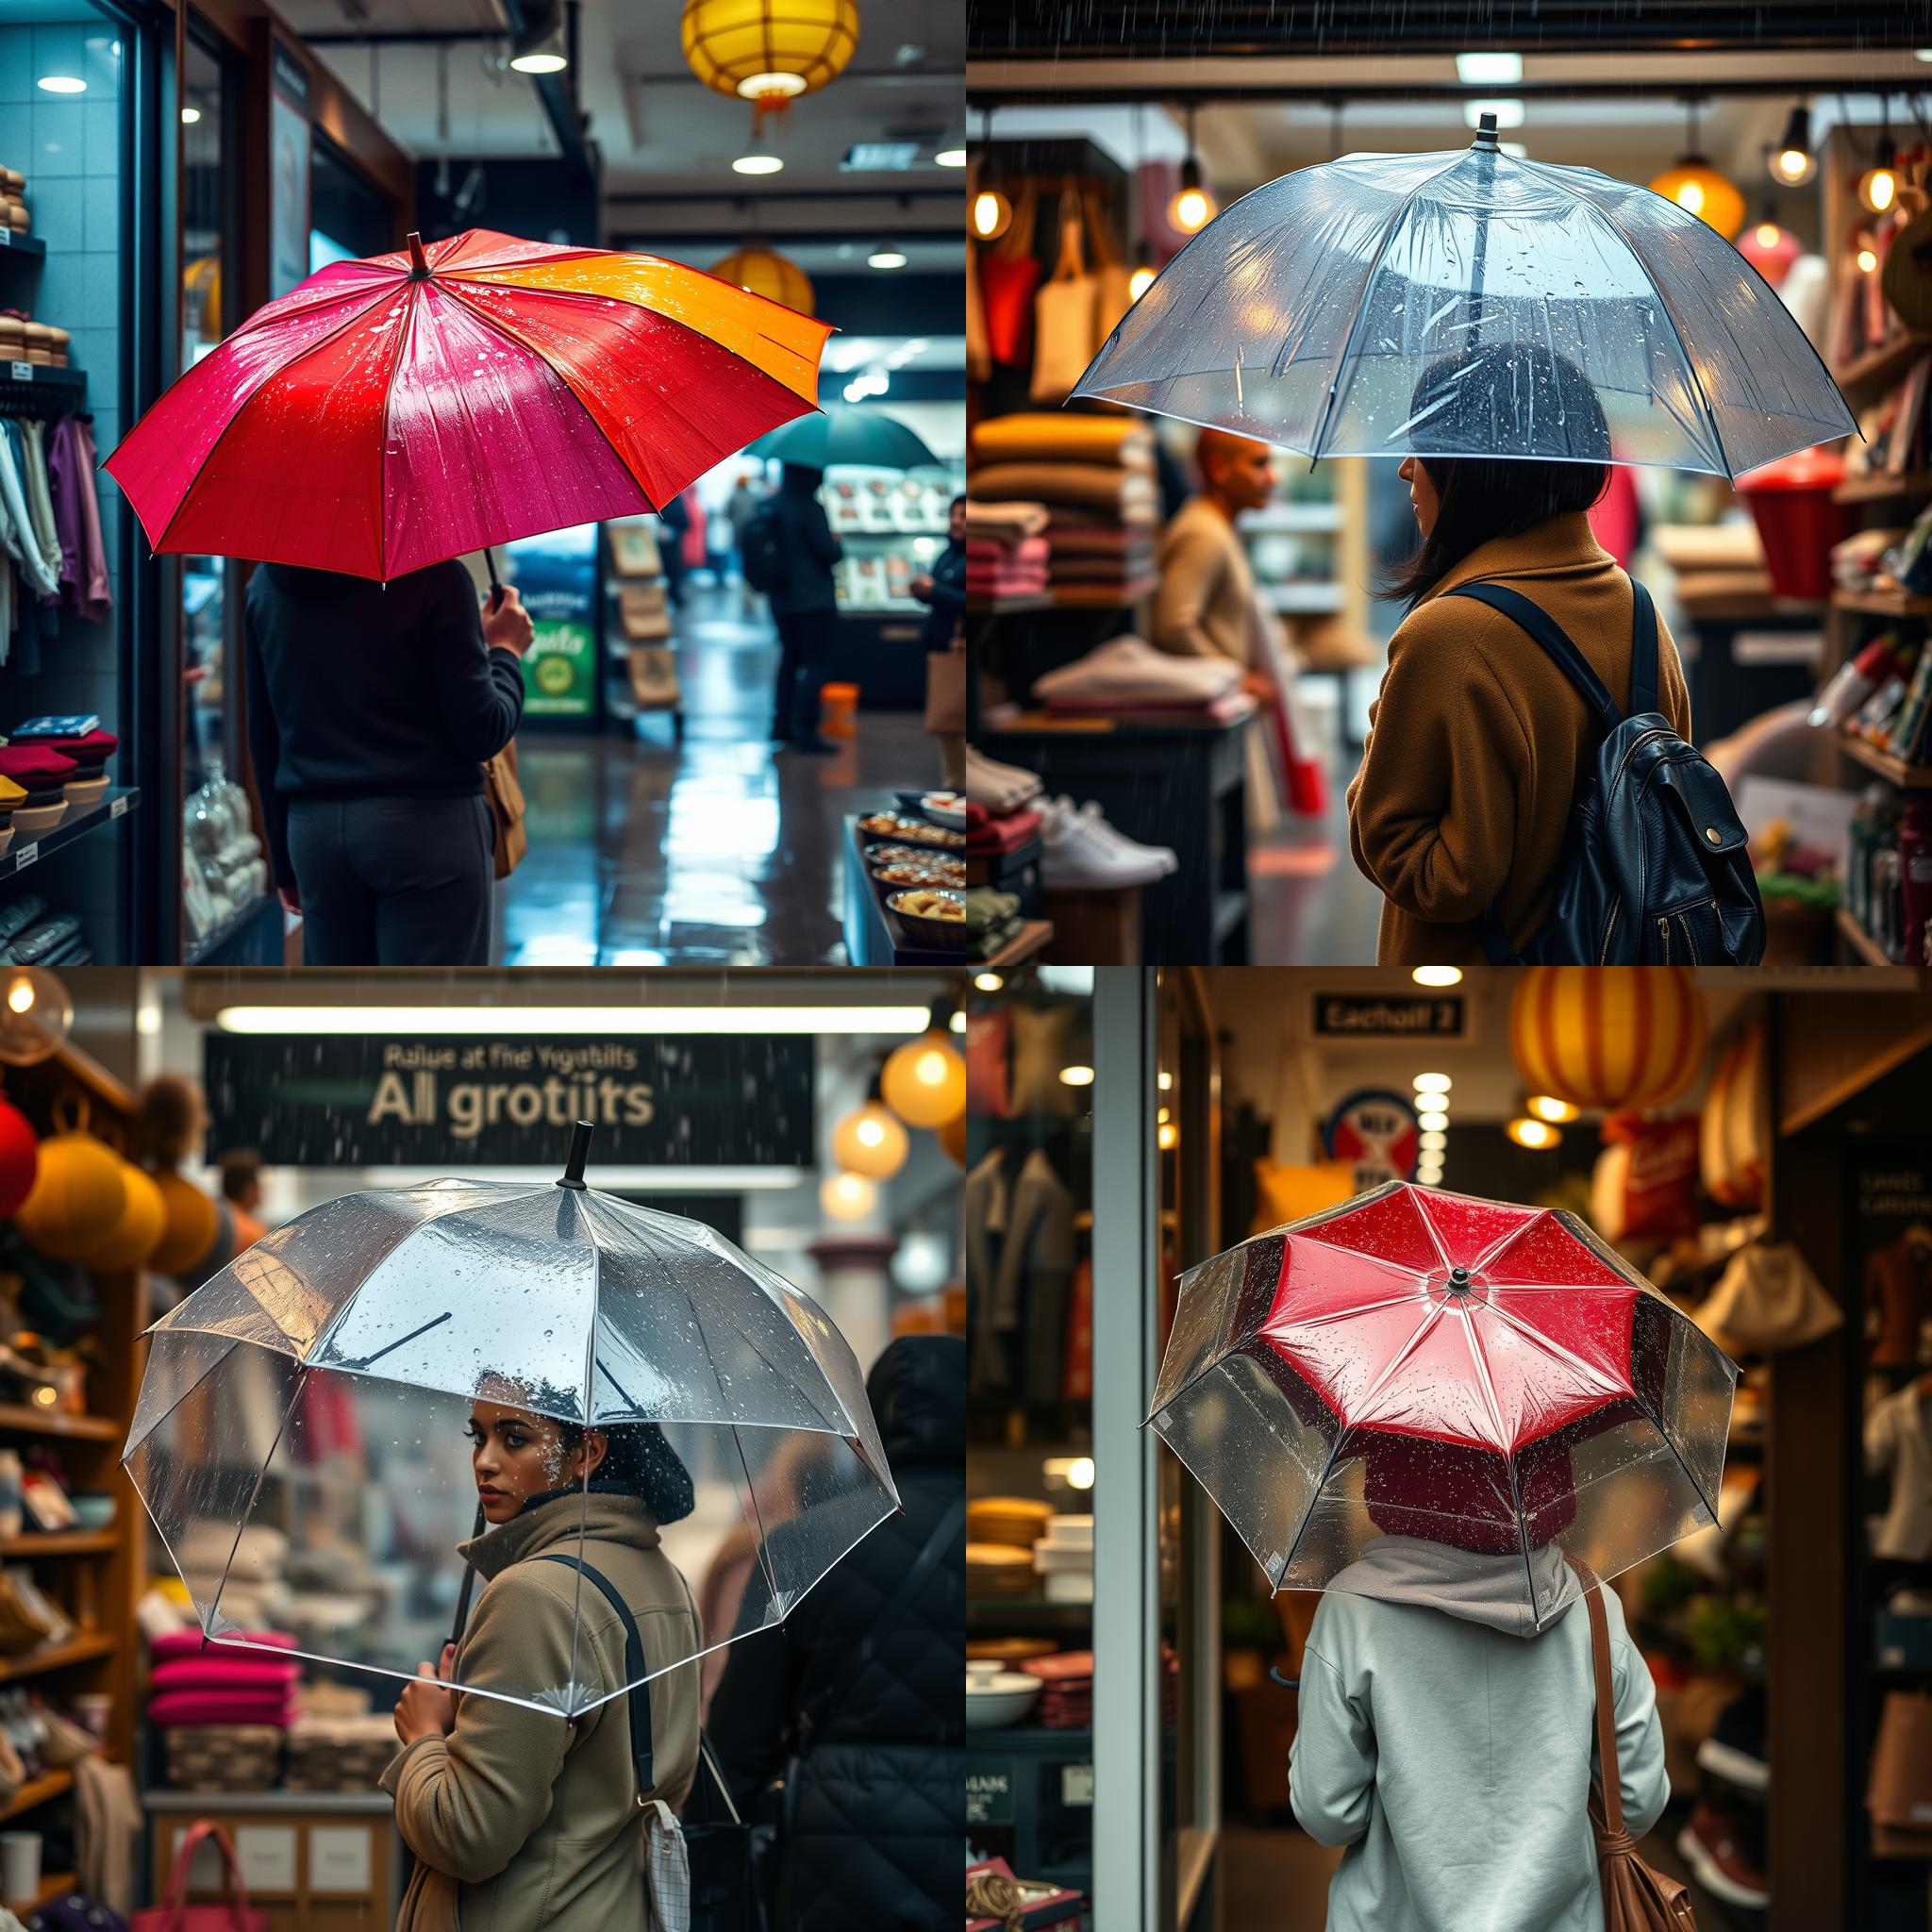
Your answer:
[406,231,431,279]
[558,1119,593,1191]
[1472,112,1501,152]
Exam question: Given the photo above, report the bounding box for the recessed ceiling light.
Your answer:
[1456,51,1522,85]
[1463,98,1524,130]
[736,71,806,100]
[732,154,783,175]
[1413,1073,1452,1094]
[934,147,966,167]
[37,75,86,94]
[843,142,921,172]
[509,50,568,75]
[1412,965,1461,986]
[868,249,908,269]
[180,106,202,125]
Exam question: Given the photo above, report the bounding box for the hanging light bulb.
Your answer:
[1128,242,1156,303]
[1768,102,1816,187]
[1860,130,1900,215]
[1166,105,1217,234]
[831,1098,908,1180]
[819,1171,876,1223]
[972,186,1010,242]
[1857,242,1880,275]
[1738,202,1801,287]
[1649,96,1743,238]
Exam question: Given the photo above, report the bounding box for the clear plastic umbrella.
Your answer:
[1147,1180,1737,1627]
[1075,121,1854,478]
[124,1124,898,1716]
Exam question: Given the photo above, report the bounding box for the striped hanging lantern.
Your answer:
[1700,1021,1767,1209]
[1508,968,1707,1112]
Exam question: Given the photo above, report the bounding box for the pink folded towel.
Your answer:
[148,1690,297,1729]
[152,1657,301,1694]
[150,1629,296,1661]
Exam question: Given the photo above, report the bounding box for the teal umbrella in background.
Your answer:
[753,404,938,470]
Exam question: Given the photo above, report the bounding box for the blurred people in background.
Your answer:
[709,1335,963,1932]
[727,469,768,616]
[760,462,845,754]
[658,491,691,608]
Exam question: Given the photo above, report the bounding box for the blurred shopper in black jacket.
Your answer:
[243,558,531,965]
[709,1334,964,1932]
[763,463,844,753]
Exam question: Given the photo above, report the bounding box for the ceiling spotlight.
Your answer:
[1167,105,1218,234]
[1860,131,1900,215]
[1418,1109,1450,1133]
[868,247,908,269]
[180,106,202,124]
[972,187,1011,241]
[1769,103,1815,186]
[36,75,85,94]
[1525,1094,1581,1124]
[1412,965,1462,986]
[1507,1117,1560,1150]
[733,154,784,175]
[935,146,966,167]
[1456,51,1523,86]
[510,49,567,73]
[1412,1073,1452,1094]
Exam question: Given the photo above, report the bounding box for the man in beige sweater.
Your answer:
[1152,428,1287,825]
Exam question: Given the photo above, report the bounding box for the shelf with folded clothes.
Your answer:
[0,364,84,417]
[0,786,136,886]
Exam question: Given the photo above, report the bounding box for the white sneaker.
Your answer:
[1064,797,1179,876]
[965,745,1042,814]
[1039,795,1174,890]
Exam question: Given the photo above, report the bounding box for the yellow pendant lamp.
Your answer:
[1508,967,1707,1113]
[709,243,815,316]
[882,1028,966,1129]
[832,1097,909,1180]
[15,1112,125,1264]
[683,0,858,136]
[1649,98,1743,240]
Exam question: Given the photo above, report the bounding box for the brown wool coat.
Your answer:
[380,1491,700,1932]
[1347,513,1691,967]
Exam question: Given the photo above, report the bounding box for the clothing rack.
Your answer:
[0,367,84,417]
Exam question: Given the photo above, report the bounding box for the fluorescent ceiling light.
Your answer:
[1456,52,1522,85]
[843,142,921,171]
[1464,98,1524,130]
[867,249,908,269]
[368,1165,807,1191]
[934,146,966,167]
[37,75,85,93]
[214,1005,931,1036]
[733,154,783,175]
[509,50,568,75]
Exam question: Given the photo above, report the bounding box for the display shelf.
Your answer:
[967,1598,1092,1630]
[0,365,85,418]
[20,1870,78,1912]
[1831,589,1932,619]
[0,1406,119,1441]
[0,1631,116,1682]
[0,1769,71,1824]
[0,787,139,883]
[1834,332,1932,407]
[0,1531,117,1557]
[966,592,1055,617]
[1837,736,1932,789]
[1837,905,1895,966]
[1265,582,1346,614]
[0,234,48,263]
[974,919,1055,974]
[184,888,277,966]
[1834,470,1932,506]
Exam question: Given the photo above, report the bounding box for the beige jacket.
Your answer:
[381,1491,701,1932]
[1152,493,1265,667]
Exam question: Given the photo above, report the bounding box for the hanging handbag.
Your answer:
[537,1555,759,1932]
[1030,188,1100,404]
[481,740,527,882]
[1580,1581,1697,1930]
[980,179,1041,368]
[131,1820,267,1932]
[1086,185,1135,349]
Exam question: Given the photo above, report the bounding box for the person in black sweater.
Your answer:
[765,463,844,753]
[242,558,532,966]
[910,494,967,652]
[708,1335,962,1932]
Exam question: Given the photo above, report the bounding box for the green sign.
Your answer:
[522,618,595,718]
[964,1764,1014,1825]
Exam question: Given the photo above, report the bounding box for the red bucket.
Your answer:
[1736,446,1848,602]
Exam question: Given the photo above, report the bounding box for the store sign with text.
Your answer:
[204,1034,814,1168]
[1311,992,1466,1039]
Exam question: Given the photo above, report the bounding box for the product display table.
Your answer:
[974,716,1251,963]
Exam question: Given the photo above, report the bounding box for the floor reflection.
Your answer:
[493,584,933,964]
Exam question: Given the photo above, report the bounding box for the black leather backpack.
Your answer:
[1448,578,1765,966]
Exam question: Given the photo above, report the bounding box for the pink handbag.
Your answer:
[133,1820,268,1932]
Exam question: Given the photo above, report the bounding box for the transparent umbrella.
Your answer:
[1148,1180,1737,1627]
[124,1124,898,1716]
[1076,120,1854,478]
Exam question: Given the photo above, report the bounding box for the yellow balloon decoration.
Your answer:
[939,1109,967,1167]
[832,1101,909,1180]
[149,1171,220,1278]
[882,1031,966,1128]
[16,1129,126,1263]
[708,245,814,317]
[81,1160,166,1272]
[1508,967,1707,1113]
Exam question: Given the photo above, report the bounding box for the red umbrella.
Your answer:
[106,229,832,583]
[1148,1180,1735,1624]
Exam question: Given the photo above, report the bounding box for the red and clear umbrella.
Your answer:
[1148,1180,1736,1625]
[106,229,832,582]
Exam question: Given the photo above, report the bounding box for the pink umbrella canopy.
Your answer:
[106,229,833,581]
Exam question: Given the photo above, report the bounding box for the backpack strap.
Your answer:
[538,1552,655,1802]
[1446,581,1624,738]
[1581,1582,1626,1839]
[1627,578,1660,720]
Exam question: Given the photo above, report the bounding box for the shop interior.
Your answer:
[0,963,966,1924]
[963,25,1932,967]
[0,0,967,968]
[964,963,1932,1932]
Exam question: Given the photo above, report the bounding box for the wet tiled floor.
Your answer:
[493,586,939,964]
[1247,771,1385,965]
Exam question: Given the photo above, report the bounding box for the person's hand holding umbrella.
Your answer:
[393,1642,458,1747]
[479,583,534,658]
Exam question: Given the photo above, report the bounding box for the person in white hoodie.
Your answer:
[1289,1533,1669,1932]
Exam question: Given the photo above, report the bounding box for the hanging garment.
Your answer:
[1868,1383,1932,1561]
[0,418,55,604]
[1868,1231,1932,1371]
[2,420,52,671]
[47,414,109,622]
[18,416,65,594]
[1031,195,1099,403]
[991,1147,1078,1406]
[964,1148,1010,1394]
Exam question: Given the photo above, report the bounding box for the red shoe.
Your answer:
[1677,1799,1769,1909]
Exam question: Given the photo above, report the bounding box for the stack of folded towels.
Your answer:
[1031,636,1254,725]
[148,1628,300,1731]
[968,416,1158,607]
[965,746,1043,865]
[965,499,1050,603]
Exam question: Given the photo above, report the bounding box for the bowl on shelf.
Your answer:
[884,888,964,947]
[68,1495,115,1531]
[966,1672,1041,1730]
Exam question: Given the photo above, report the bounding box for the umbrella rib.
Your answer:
[1458,1312,1547,1627]
[1456,1304,1516,1456]
[1270,1285,1436,1333]
[1479,1297,1630,1400]
[1346,1298,1449,1428]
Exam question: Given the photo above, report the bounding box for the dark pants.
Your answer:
[772,607,835,741]
[287,793,494,966]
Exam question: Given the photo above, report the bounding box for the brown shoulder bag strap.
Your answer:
[1582,1581,1626,1840]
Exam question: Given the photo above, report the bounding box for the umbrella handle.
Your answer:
[449,1500,487,1649]
[483,545,502,608]
[1269,1666,1300,1690]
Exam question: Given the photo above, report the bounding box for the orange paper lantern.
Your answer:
[1701,1022,1767,1210]
[1508,967,1706,1112]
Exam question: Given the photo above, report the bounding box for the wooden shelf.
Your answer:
[1837,735,1932,789]
[1836,906,1894,966]
[0,1769,71,1824]
[1830,588,1932,619]
[0,1406,118,1441]
[0,1632,115,1683]
[1834,470,1932,506]
[13,1869,78,1913]
[1832,332,1932,407]
[0,1531,116,1557]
